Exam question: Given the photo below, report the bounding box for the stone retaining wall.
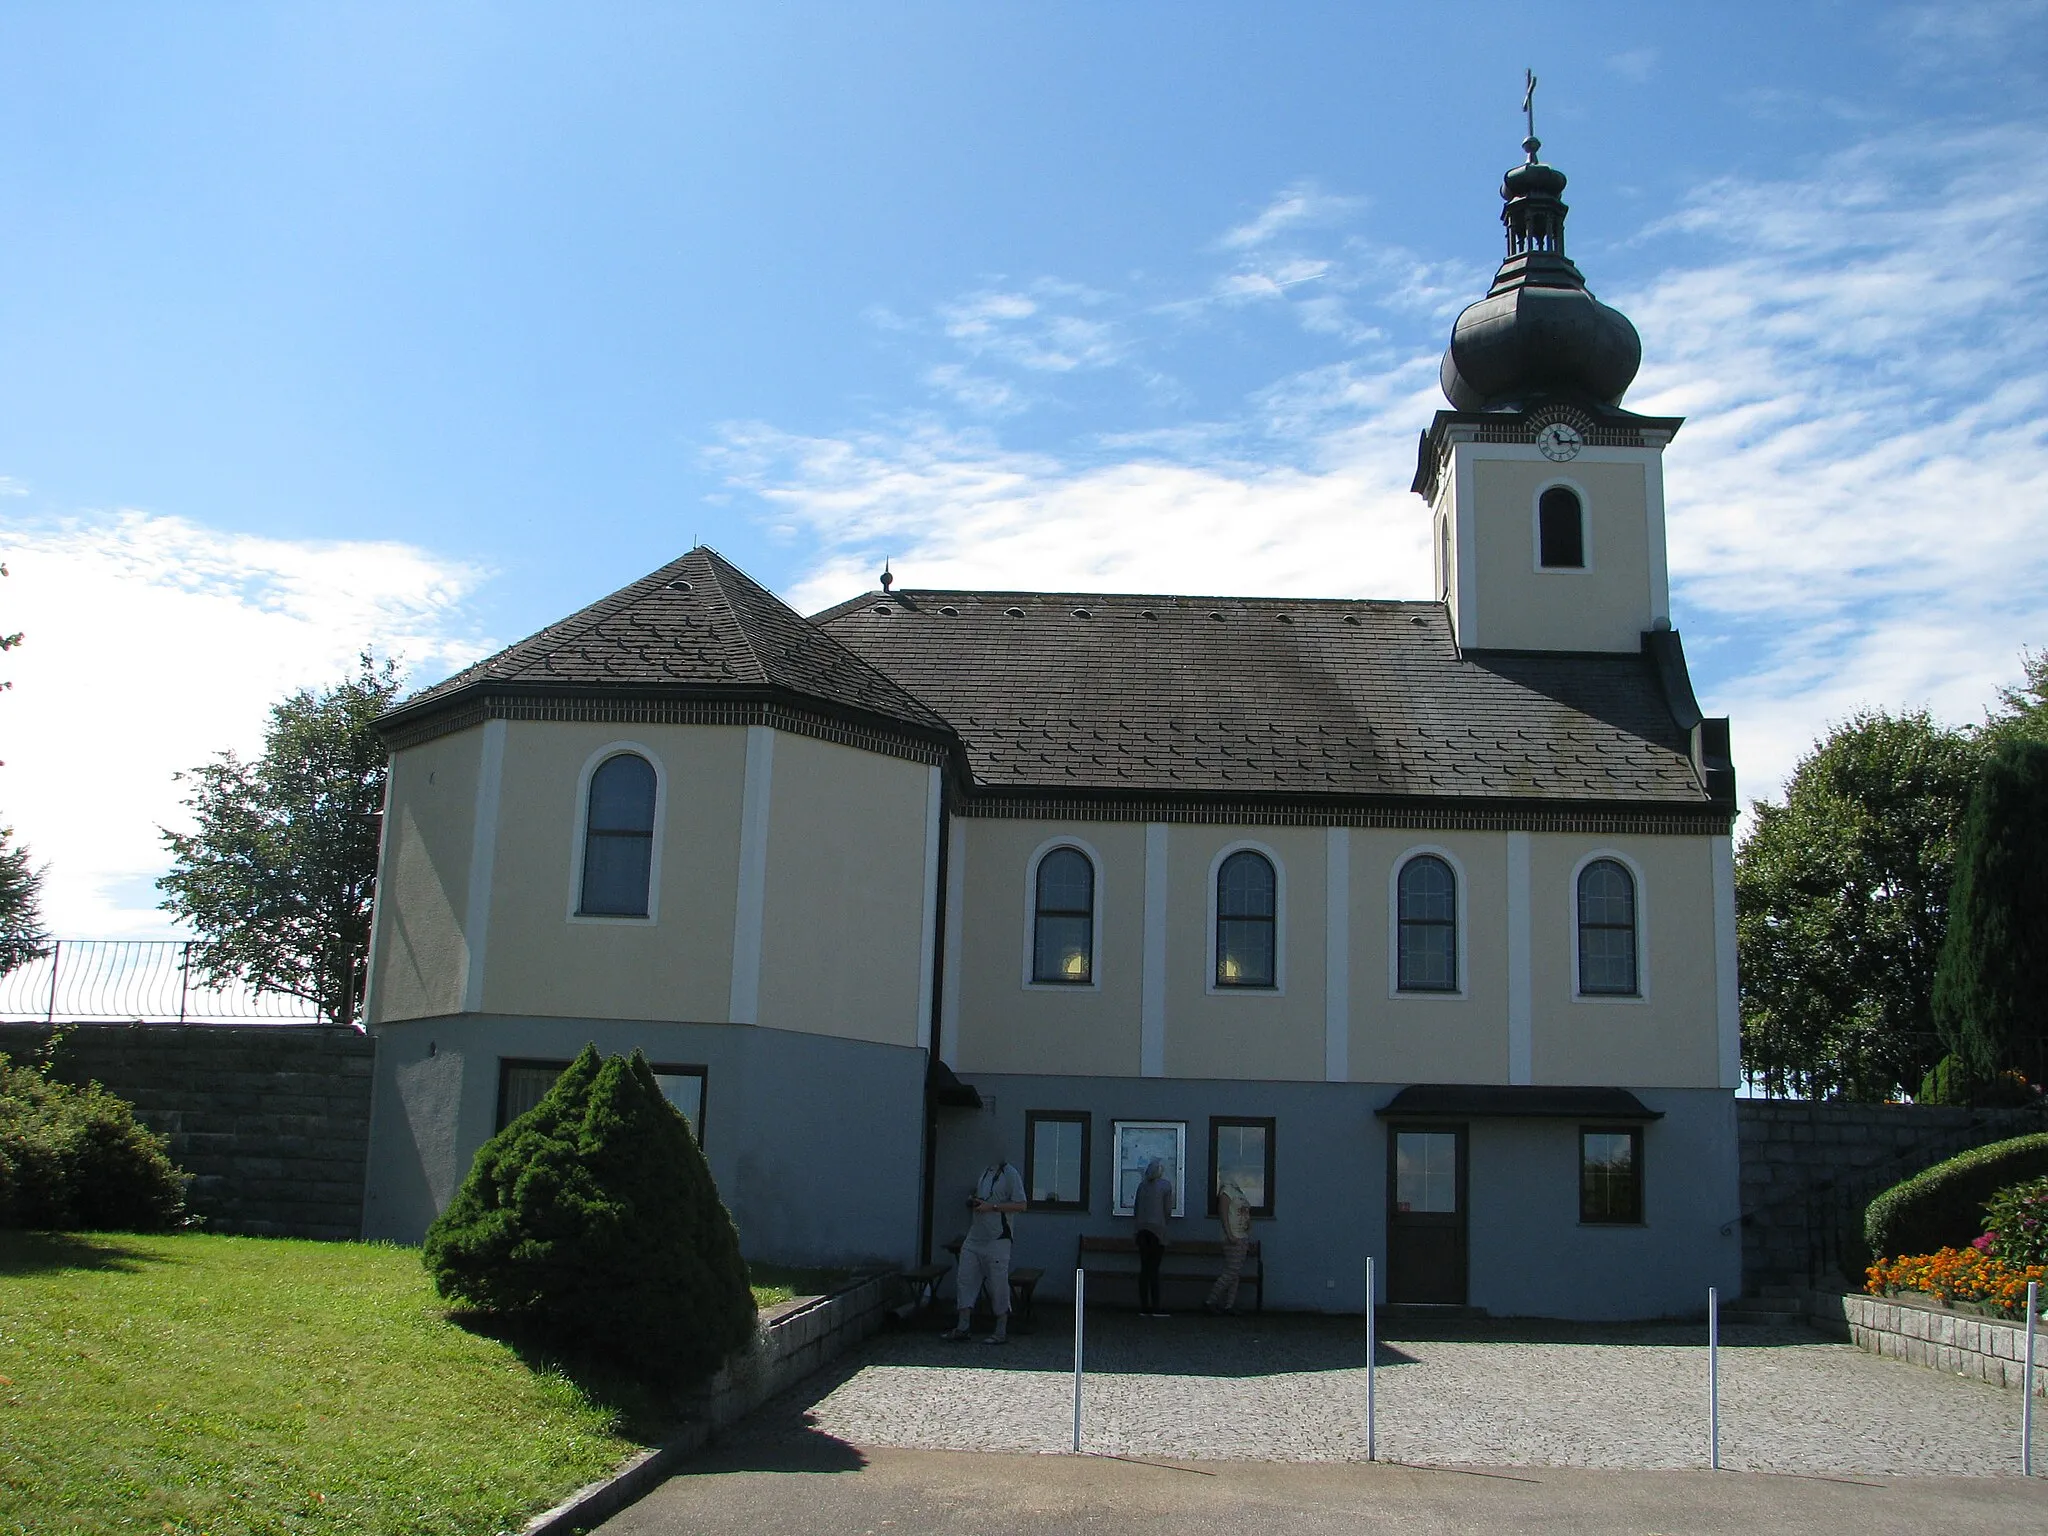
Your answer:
[1808,1289,2045,1397]
[694,1272,895,1429]
[1738,1099,2048,1291]
[0,1022,374,1240]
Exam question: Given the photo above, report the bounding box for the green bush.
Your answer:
[1864,1132,2048,1260]
[1918,1055,2039,1108]
[423,1045,756,1383]
[0,1053,189,1231]
[1984,1174,2048,1266]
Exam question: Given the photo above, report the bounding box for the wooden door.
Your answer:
[1386,1125,1467,1305]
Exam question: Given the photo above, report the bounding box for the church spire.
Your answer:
[1437,78,1642,413]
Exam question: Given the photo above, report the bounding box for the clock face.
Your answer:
[1536,422,1584,462]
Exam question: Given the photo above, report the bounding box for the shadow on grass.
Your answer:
[0,1230,172,1277]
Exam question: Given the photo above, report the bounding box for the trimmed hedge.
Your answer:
[424,1045,756,1384]
[1863,1132,2048,1260]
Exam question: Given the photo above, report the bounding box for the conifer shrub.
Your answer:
[1933,738,2048,1088]
[1863,1132,2048,1261]
[0,1052,189,1231]
[423,1045,756,1383]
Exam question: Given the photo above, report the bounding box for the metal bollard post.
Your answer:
[1708,1285,1720,1471]
[2025,1279,2038,1478]
[1365,1255,1377,1463]
[1072,1267,1085,1454]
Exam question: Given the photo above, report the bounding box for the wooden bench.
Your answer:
[940,1241,1046,1332]
[898,1262,951,1319]
[1076,1234,1263,1313]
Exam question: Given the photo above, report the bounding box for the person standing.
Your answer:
[1204,1176,1253,1315]
[1133,1157,1175,1316]
[943,1157,1027,1345]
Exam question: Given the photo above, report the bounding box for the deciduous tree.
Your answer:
[158,654,401,1024]
[1736,710,1981,1099]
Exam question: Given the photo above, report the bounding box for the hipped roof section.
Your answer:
[378,546,954,745]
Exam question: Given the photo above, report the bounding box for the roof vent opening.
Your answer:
[1277,613,1294,625]
[668,579,694,592]
[871,604,893,615]
[1209,611,1225,622]
[1072,607,1092,620]
[1005,606,1026,618]
[939,605,960,617]
[1139,609,1158,620]
[1409,615,1427,626]
[1344,614,1362,626]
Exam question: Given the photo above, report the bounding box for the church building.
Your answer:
[360,130,1743,1318]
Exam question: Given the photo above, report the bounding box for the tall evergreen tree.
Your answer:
[0,826,49,974]
[1932,738,2048,1088]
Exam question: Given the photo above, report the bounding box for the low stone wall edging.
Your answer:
[1807,1289,2046,1398]
[521,1272,895,1535]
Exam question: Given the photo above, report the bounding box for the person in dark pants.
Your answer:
[1133,1158,1175,1316]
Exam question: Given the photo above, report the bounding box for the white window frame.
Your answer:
[566,741,667,924]
[1387,844,1469,1000]
[1021,835,1105,991]
[1531,477,1594,574]
[1569,848,1650,1004]
[1110,1118,1187,1218]
[1205,839,1286,996]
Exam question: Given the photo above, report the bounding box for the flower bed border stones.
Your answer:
[1807,1287,2046,1398]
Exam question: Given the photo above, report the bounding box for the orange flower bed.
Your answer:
[1867,1246,2048,1315]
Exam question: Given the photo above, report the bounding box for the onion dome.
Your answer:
[1440,133,1641,412]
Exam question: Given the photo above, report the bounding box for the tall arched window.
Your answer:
[1215,850,1276,989]
[1397,855,1458,992]
[1032,847,1095,984]
[1538,486,1585,569]
[1577,858,1639,996]
[579,752,657,916]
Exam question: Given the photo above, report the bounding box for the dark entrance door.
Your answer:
[1386,1125,1468,1304]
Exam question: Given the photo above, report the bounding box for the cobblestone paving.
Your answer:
[737,1314,2034,1476]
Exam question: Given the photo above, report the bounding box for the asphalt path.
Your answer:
[598,1442,2048,1535]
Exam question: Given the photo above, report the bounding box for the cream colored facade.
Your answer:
[1431,437,1673,653]
[942,817,1737,1093]
[366,720,939,1051]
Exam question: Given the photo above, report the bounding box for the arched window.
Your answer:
[1215,850,1276,988]
[1577,858,1639,996]
[1538,486,1585,569]
[1397,855,1457,992]
[579,752,657,916]
[1032,847,1095,984]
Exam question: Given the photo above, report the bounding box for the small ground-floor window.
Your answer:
[1208,1116,1276,1217]
[1111,1119,1186,1216]
[1024,1110,1090,1210]
[1579,1126,1643,1224]
[495,1056,707,1143]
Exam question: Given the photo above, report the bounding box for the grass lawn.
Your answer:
[0,1230,776,1536]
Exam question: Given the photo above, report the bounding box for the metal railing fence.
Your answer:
[0,940,322,1025]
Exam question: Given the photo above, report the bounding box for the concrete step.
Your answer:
[1720,1308,1810,1327]
[1731,1295,1804,1313]
[1379,1303,1489,1322]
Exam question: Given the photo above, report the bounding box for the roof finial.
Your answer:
[1521,68,1540,162]
[880,559,894,593]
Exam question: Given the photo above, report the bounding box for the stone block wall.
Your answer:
[1738,1099,2048,1292]
[1808,1290,2046,1398]
[0,1022,374,1240]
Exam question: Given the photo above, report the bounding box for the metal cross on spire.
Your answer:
[1521,68,1540,160]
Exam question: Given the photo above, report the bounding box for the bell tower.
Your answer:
[1412,97,1684,655]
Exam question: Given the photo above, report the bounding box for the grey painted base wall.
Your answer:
[0,1022,373,1240]
[363,1014,928,1268]
[936,1074,1741,1319]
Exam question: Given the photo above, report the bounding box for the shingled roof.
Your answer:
[383,547,951,740]
[813,587,1713,806]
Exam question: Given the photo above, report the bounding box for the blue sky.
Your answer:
[2,3,2045,936]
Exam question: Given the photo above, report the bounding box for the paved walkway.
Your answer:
[727,1311,2035,1477]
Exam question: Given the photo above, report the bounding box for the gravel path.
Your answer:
[735,1313,2034,1477]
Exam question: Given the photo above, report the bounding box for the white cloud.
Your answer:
[1219,182,1367,251]
[0,512,488,938]
[726,121,2048,815]
[1605,48,1658,84]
